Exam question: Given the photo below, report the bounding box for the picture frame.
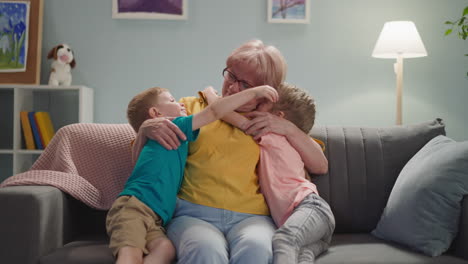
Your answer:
[0,0,43,84]
[268,0,310,24]
[112,0,187,20]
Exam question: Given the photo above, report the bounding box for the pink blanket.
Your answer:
[0,123,136,210]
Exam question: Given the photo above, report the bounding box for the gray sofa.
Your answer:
[1,118,467,264]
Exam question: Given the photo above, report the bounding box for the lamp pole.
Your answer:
[395,55,403,125]
[372,21,427,126]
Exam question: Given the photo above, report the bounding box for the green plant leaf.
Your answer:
[459,17,466,25]
[445,6,468,78]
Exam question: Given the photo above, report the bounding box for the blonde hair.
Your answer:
[272,83,316,134]
[127,87,168,133]
[226,39,287,89]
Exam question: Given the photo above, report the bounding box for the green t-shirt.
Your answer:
[120,115,199,225]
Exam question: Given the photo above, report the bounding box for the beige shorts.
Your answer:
[106,195,166,256]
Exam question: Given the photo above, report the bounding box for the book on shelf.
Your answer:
[34,111,55,148]
[20,111,36,150]
[33,114,46,148]
[28,111,44,150]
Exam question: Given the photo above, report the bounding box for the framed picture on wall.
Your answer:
[0,0,43,84]
[268,0,310,24]
[112,0,187,20]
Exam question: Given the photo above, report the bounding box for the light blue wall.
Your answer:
[41,0,468,140]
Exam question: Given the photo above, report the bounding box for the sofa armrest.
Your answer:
[0,186,69,264]
[452,196,468,260]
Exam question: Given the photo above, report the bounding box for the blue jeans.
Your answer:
[166,198,275,264]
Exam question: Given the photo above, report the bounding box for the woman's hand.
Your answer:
[243,111,295,140]
[140,117,187,150]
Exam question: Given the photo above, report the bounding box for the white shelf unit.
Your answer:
[0,85,93,180]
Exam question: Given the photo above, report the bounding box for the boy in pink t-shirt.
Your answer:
[205,83,335,264]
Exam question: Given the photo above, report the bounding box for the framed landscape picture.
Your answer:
[268,0,310,24]
[0,0,43,84]
[112,0,187,20]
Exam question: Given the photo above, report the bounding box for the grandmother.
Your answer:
[134,39,328,263]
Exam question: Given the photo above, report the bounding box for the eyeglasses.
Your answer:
[222,68,254,90]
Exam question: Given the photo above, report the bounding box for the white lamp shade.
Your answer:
[372,21,428,59]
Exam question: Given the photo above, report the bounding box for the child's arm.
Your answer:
[244,111,328,174]
[202,87,249,130]
[192,86,278,131]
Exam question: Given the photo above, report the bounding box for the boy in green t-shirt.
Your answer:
[106,85,278,264]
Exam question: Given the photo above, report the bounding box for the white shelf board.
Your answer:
[16,150,44,155]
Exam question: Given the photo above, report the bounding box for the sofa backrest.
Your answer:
[70,119,446,237]
[310,118,445,233]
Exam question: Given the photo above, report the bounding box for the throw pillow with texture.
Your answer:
[310,118,445,233]
[372,135,468,256]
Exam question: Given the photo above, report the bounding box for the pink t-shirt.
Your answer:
[258,133,319,227]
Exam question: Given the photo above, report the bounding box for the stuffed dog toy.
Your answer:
[47,44,76,86]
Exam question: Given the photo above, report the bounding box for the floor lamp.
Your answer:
[372,21,428,125]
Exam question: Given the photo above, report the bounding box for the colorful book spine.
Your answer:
[28,111,44,150]
[34,114,45,148]
[20,111,36,150]
[34,112,55,148]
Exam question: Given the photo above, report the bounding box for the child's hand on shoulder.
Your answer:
[203,86,220,104]
[252,85,278,103]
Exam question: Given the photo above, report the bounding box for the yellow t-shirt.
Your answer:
[178,95,269,215]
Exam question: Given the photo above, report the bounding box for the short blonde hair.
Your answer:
[272,83,316,134]
[226,39,287,89]
[127,87,168,133]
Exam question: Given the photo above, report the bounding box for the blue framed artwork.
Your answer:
[268,0,310,24]
[112,0,187,20]
[0,1,30,72]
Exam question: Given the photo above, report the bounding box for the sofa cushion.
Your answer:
[317,234,468,264]
[37,234,468,264]
[372,135,468,256]
[39,237,113,264]
[310,118,445,233]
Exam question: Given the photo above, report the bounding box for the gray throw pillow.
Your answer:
[372,135,468,256]
[310,118,446,233]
